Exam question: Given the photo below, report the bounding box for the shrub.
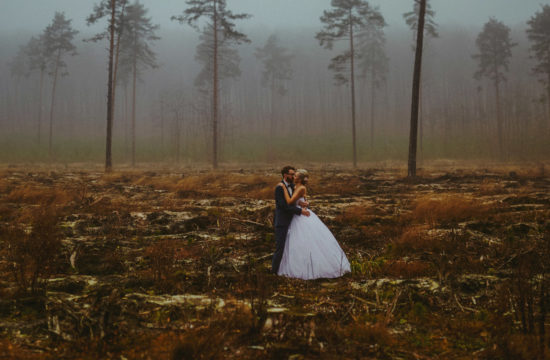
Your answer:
[335,204,377,226]
[411,195,488,228]
[145,240,179,283]
[382,260,433,279]
[6,184,77,206]
[391,226,440,257]
[0,209,62,294]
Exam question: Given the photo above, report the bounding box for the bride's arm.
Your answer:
[277,184,305,205]
[288,186,306,205]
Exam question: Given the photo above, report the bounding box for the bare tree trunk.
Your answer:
[131,48,137,167]
[105,0,116,172]
[175,111,181,163]
[349,10,357,168]
[407,0,426,178]
[370,65,375,151]
[419,84,423,162]
[547,72,550,134]
[494,78,503,159]
[212,0,219,169]
[160,98,164,158]
[268,78,275,162]
[37,69,44,144]
[124,83,128,160]
[48,50,61,160]
[111,1,125,131]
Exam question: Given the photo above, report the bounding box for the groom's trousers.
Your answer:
[272,226,289,274]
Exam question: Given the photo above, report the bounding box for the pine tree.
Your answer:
[25,36,48,143]
[356,11,387,150]
[7,45,29,132]
[527,5,550,128]
[255,34,293,160]
[403,0,438,41]
[119,1,159,167]
[403,0,438,160]
[316,0,384,168]
[172,0,250,169]
[407,0,427,178]
[86,0,128,172]
[473,18,516,158]
[8,46,28,81]
[42,12,78,159]
[194,25,242,88]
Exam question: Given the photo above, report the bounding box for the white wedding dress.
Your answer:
[278,197,351,280]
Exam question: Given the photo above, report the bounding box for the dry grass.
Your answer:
[410,194,489,227]
[0,178,11,194]
[5,185,77,206]
[491,163,547,179]
[391,226,440,256]
[335,204,378,226]
[477,178,507,196]
[308,173,364,196]
[318,320,395,357]
[382,260,433,279]
[0,338,44,359]
[145,240,181,282]
[133,172,279,199]
[0,208,62,294]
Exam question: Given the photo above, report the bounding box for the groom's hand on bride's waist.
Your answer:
[301,209,310,217]
[298,200,309,208]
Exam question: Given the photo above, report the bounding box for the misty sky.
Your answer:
[0,0,545,35]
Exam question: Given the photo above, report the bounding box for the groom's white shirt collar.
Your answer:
[282,179,292,195]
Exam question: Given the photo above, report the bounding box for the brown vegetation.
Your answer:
[0,166,548,358]
[0,208,62,294]
[5,184,77,206]
[410,194,490,227]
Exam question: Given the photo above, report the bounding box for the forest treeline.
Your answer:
[0,0,549,168]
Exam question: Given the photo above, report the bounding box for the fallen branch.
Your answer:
[228,217,268,228]
[384,289,402,325]
[350,294,377,307]
[454,294,476,312]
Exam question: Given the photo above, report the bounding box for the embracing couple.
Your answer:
[271,166,351,280]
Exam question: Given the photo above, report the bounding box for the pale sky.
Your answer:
[0,0,544,35]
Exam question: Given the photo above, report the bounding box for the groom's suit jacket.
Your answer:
[274,182,302,228]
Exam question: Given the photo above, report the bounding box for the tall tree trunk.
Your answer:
[212,0,219,169]
[268,78,275,162]
[111,1,125,131]
[175,112,181,163]
[160,98,164,157]
[48,50,61,160]
[419,84,423,163]
[131,45,137,168]
[407,0,426,178]
[124,83,128,160]
[370,64,375,151]
[547,72,550,133]
[37,68,44,144]
[494,77,503,159]
[349,10,357,168]
[105,0,116,172]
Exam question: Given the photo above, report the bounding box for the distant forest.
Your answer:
[0,1,549,166]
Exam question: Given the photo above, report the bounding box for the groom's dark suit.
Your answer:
[272,181,302,274]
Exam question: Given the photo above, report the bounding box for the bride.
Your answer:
[277,169,351,280]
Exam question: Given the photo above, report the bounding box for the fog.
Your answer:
[0,0,548,165]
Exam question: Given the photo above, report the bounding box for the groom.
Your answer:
[272,166,310,274]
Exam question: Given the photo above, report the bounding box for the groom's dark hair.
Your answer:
[281,166,295,177]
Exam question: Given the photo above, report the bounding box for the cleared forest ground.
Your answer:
[0,163,549,359]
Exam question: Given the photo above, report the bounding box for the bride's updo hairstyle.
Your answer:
[295,169,309,183]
